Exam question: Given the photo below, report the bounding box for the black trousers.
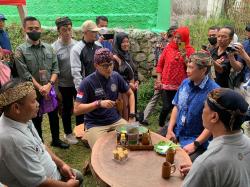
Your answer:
[58,86,84,134]
[32,107,60,142]
[58,86,84,129]
[159,90,177,127]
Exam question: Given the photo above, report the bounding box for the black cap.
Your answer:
[207,88,249,131]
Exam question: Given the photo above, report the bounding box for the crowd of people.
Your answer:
[0,12,250,186]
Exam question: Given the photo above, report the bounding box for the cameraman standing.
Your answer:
[234,24,250,122]
[210,26,243,88]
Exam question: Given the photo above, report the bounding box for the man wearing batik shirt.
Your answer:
[74,48,135,148]
[166,52,219,161]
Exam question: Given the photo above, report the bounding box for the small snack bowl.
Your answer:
[112,146,129,164]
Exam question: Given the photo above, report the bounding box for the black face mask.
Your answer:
[27,31,41,41]
[208,37,217,46]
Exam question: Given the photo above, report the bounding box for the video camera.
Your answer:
[226,44,237,53]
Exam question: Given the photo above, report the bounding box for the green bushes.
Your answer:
[137,77,155,111]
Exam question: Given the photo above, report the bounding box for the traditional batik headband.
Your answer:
[206,88,248,131]
[0,81,34,108]
[94,48,113,64]
[189,52,213,67]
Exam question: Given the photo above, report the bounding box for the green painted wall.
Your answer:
[0,0,171,31]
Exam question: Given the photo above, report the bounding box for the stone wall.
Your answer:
[8,25,160,81]
[68,28,160,80]
[126,29,160,81]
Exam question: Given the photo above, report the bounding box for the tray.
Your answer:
[124,132,154,151]
[116,124,148,135]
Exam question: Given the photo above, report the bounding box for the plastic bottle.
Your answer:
[120,133,127,146]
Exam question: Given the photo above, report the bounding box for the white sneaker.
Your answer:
[64,133,79,145]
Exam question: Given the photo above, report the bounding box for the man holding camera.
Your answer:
[234,24,250,123]
[210,26,243,88]
[96,16,113,51]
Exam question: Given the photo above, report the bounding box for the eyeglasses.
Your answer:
[99,62,114,69]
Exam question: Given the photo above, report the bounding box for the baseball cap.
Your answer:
[0,14,7,21]
[82,20,100,32]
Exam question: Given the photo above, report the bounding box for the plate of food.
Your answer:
[154,141,180,155]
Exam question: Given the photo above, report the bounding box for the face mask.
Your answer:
[208,37,217,46]
[27,31,41,41]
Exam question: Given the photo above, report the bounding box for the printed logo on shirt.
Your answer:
[76,91,84,99]
[95,88,105,97]
[111,83,117,92]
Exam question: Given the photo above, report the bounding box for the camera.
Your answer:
[102,34,114,40]
[245,24,250,32]
[226,45,237,53]
[201,44,208,51]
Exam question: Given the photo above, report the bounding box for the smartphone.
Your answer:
[102,34,114,40]
[178,42,185,50]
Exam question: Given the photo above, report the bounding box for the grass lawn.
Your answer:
[42,109,161,186]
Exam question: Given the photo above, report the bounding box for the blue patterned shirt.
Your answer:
[237,39,250,83]
[0,30,11,51]
[172,76,219,148]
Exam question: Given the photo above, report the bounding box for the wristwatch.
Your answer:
[129,113,136,118]
[193,140,201,148]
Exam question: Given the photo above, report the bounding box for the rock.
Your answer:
[134,53,147,62]
[147,54,155,62]
[130,41,140,52]
[138,72,145,81]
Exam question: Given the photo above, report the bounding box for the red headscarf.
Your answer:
[156,26,195,90]
[168,26,193,56]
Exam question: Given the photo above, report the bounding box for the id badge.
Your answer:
[39,70,48,84]
[181,115,186,126]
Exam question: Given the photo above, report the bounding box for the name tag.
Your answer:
[181,115,186,126]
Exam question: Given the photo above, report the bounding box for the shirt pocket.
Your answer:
[23,53,37,73]
[44,52,53,70]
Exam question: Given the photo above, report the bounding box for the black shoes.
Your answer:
[51,139,70,149]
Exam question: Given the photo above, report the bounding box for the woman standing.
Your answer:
[156,27,195,128]
[113,32,138,120]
